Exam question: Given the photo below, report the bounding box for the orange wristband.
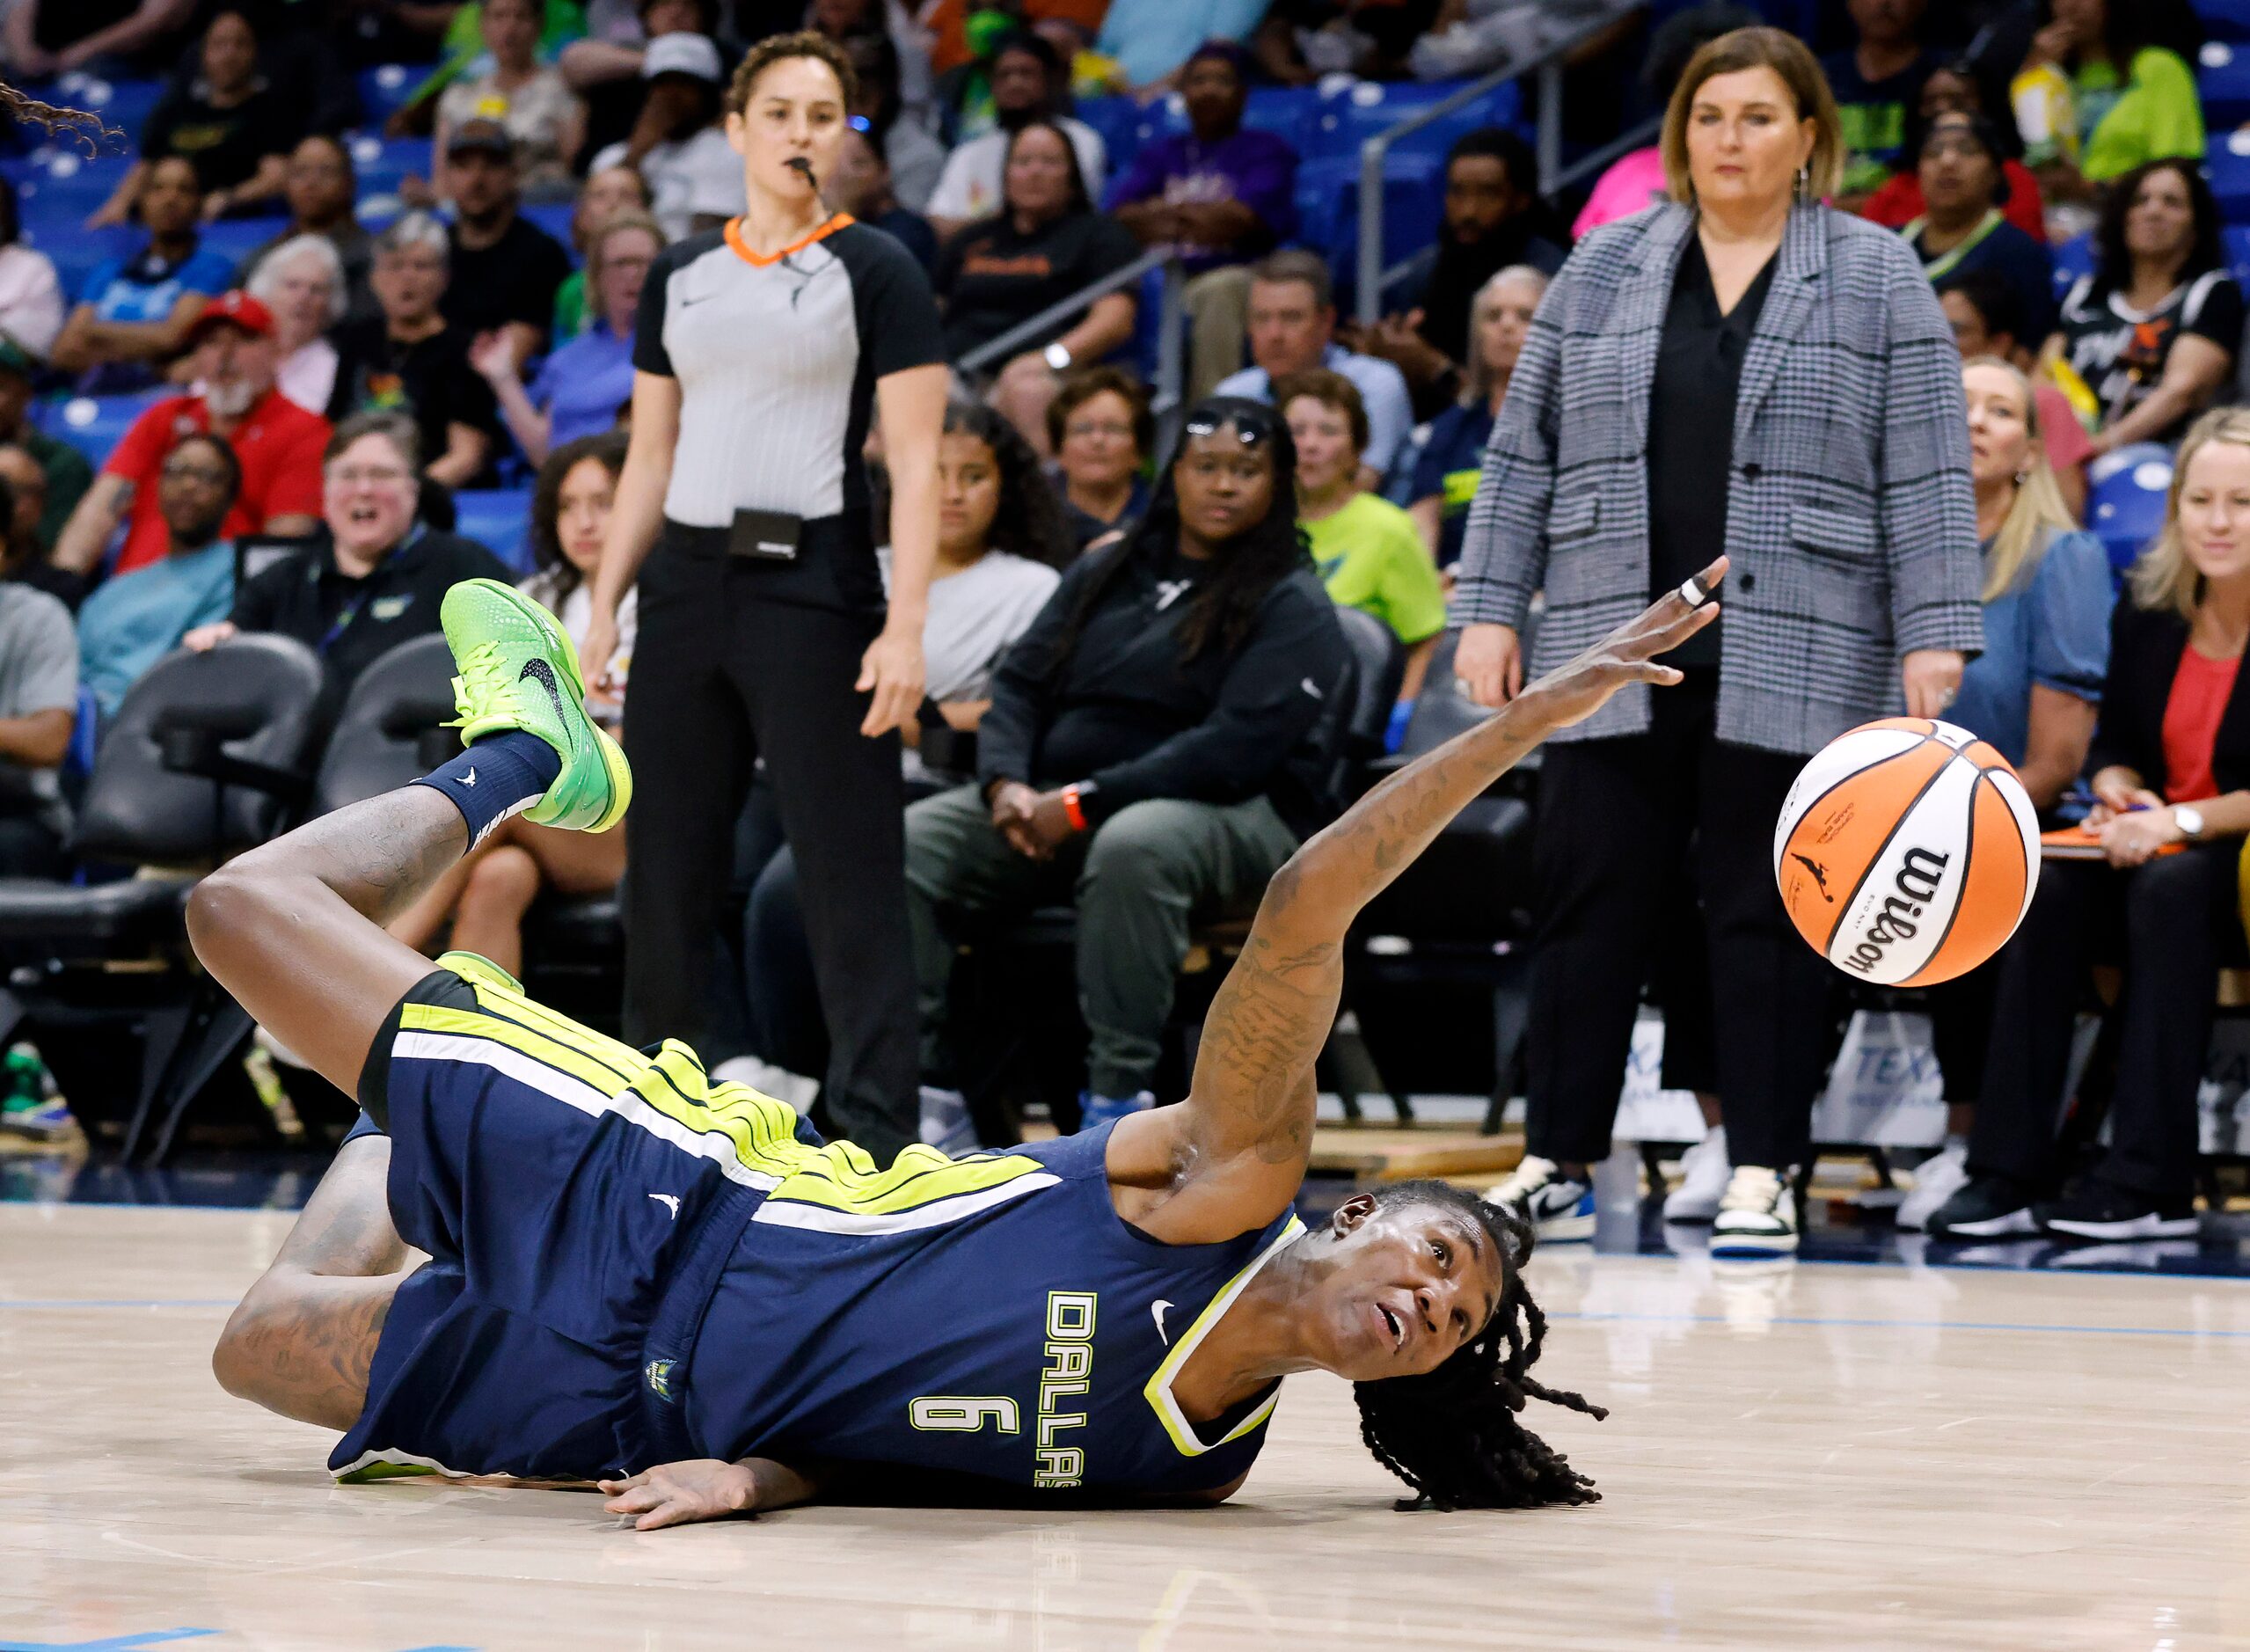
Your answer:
[1061,785,1089,832]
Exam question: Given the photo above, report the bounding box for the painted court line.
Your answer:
[1548,1310,2250,1340]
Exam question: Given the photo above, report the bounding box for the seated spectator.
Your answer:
[388,434,635,975]
[52,157,235,392]
[0,340,92,552]
[89,9,307,228]
[552,163,654,341]
[1106,40,1297,400]
[1903,113,2055,344]
[1891,355,2111,1229]
[2015,0,2203,207]
[77,432,238,716]
[433,0,588,203]
[1862,57,2047,242]
[829,123,936,272]
[559,0,718,106]
[0,562,78,877]
[1929,405,2250,1245]
[0,449,89,609]
[904,395,1349,1136]
[1408,264,1545,568]
[938,121,1140,454]
[1575,3,1757,239]
[1046,365,1151,546]
[56,291,329,578]
[0,179,62,361]
[2044,158,2239,456]
[1278,369,1443,707]
[1823,0,1935,208]
[238,136,377,325]
[807,0,936,124]
[926,32,1106,238]
[440,120,575,369]
[1351,128,1566,417]
[182,412,508,700]
[844,30,946,213]
[741,403,1070,1109]
[1938,268,2093,518]
[1252,0,1442,84]
[1215,251,1414,487]
[588,32,743,242]
[330,213,502,492]
[244,235,346,418]
[1094,0,1268,91]
[477,213,659,464]
[4,0,195,80]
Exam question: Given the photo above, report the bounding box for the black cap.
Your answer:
[446,117,516,161]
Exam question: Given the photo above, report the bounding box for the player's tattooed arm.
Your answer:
[1175,560,1729,1208]
[599,1456,822,1530]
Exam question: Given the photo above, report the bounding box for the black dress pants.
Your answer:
[1968,842,2243,1202]
[1523,683,1837,1171]
[622,526,918,1164]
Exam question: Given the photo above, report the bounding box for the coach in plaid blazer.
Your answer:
[1473,28,1985,1255]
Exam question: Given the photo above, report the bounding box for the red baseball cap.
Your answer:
[186,290,274,342]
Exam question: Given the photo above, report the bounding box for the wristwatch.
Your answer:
[1043,340,1073,372]
[2175,804,2206,841]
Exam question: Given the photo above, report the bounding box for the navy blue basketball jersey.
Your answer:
[688,1126,1304,1500]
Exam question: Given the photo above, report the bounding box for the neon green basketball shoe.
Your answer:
[438,578,631,833]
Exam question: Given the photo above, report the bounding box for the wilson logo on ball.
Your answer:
[1773,719,2040,987]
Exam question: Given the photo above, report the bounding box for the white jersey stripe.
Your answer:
[751,1173,1062,1236]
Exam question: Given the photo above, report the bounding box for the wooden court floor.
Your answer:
[5,1202,2250,1650]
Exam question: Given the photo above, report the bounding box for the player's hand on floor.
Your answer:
[599,1459,757,1530]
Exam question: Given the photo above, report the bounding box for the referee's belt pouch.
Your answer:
[728,508,802,562]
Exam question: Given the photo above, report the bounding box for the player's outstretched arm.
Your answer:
[1121,559,1727,1241]
[598,1456,822,1531]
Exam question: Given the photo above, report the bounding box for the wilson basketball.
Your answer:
[1772,718,2042,987]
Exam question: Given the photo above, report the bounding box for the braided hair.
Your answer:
[1353,1180,1609,1510]
[1041,395,1311,674]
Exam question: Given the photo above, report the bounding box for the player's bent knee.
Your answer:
[461,844,540,913]
[186,865,274,968]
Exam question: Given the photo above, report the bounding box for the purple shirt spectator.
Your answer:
[1105,129,1299,276]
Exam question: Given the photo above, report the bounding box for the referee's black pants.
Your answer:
[1523,681,1837,1172]
[1967,844,2242,1202]
[623,526,918,1164]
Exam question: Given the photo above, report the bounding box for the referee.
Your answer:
[582,30,946,1162]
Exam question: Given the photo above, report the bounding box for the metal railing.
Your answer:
[955,247,1186,446]
[1354,1,1641,325]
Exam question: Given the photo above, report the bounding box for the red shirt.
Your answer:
[1861,161,2049,244]
[2160,642,2241,804]
[100,389,331,574]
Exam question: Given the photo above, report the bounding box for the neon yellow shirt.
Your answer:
[2078,48,2204,183]
[1301,493,1446,646]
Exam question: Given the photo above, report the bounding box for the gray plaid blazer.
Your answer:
[1453,201,1984,755]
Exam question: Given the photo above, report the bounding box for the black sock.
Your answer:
[410,731,562,846]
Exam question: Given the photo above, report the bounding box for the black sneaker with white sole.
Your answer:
[1927,1173,2040,1239]
[1485,1155,1595,1243]
[2034,1179,2199,1241]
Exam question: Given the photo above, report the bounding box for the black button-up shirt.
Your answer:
[1646,235,1778,669]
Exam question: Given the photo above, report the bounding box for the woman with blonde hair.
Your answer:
[1458,25,1984,1254]
[1933,405,2250,1243]
[1895,355,2112,1231]
[1406,263,1545,569]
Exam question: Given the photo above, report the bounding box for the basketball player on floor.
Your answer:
[199,557,1730,1523]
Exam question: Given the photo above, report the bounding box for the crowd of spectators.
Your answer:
[0,0,2242,1248]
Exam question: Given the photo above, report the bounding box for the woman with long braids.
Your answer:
[193,556,1723,1523]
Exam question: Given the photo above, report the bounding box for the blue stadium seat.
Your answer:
[1076,95,1141,179]
[2198,40,2250,126]
[196,216,292,276]
[452,488,534,571]
[2086,442,2175,582]
[40,388,168,469]
[20,222,134,304]
[347,133,433,198]
[1308,77,1523,164]
[42,70,164,136]
[2050,230,2094,299]
[1295,151,1446,270]
[11,147,135,220]
[2226,223,2250,287]
[2210,128,2250,218]
[522,201,576,253]
[356,63,422,126]
[2202,0,2250,40]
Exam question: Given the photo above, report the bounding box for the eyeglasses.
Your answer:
[1063,419,1135,442]
[161,463,232,485]
[327,465,413,486]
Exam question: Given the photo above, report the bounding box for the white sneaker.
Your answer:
[1896,1140,1970,1232]
[917,1085,978,1157]
[1662,1125,1730,1223]
[1711,1165,1799,1256]
[1485,1154,1595,1243]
